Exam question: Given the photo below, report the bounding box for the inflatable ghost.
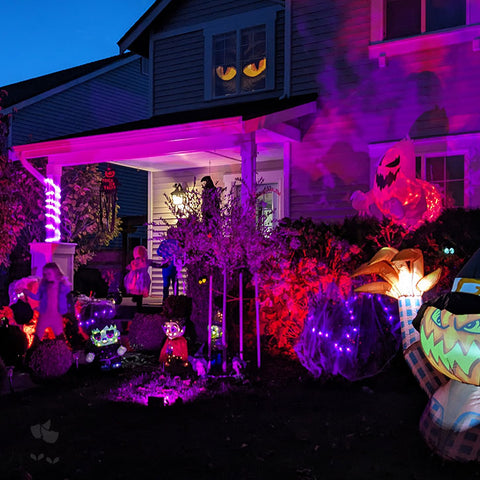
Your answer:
[351,138,442,230]
[412,248,480,461]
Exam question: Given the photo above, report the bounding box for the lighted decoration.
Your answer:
[85,323,126,370]
[159,319,189,368]
[351,138,442,230]
[44,177,62,242]
[411,248,480,461]
[295,293,400,380]
[352,247,441,351]
[100,167,118,233]
[79,298,126,370]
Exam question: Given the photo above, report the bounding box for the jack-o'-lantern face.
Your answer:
[90,324,120,348]
[374,138,415,193]
[420,306,480,385]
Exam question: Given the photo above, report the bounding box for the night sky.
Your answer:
[0,0,153,87]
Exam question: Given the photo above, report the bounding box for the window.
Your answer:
[369,0,480,63]
[385,0,466,40]
[213,26,267,97]
[204,8,277,100]
[416,154,465,207]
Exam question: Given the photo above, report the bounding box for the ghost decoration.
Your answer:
[351,138,442,230]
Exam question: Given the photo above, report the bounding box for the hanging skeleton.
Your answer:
[100,167,118,233]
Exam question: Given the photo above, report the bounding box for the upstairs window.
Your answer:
[204,8,277,100]
[213,26,267,97]
[385,0,466,40]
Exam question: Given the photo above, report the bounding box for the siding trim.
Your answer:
[2,55,142,114]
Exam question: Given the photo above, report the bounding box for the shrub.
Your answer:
[28,339,73,379]
[128,313,166,351]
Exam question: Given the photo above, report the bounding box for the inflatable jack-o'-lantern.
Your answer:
[351,138,442,230]
[412,247,480,460]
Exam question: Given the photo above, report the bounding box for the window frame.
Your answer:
[416,152,466,208]
[369,0,480,64]
[204,8,277,101]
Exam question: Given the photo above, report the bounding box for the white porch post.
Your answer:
[20,157,76,286]
[241,132,257,207]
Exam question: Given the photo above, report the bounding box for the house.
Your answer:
[10,0,480,297]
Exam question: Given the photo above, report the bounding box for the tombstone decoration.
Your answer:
[100,167,118,233]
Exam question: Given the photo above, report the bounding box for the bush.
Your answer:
[128,313,166,351]
[28,339,73,379]
[0,356,6,385]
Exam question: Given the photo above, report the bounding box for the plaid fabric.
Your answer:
[398,296,422,350]
[420,404,480,461]
[404,342,448,398]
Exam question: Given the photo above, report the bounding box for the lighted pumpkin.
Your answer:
[351,138,442,230]
[420,307,480,385]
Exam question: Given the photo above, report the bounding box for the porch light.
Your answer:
[171,183,184,207]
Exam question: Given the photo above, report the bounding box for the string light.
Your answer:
[44,177,61,242]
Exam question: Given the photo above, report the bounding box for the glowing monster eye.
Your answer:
[106,329,115,338]
[431,309,446,329]
[243,58,266,78]
[458,319,480,334]
[94,333,102,341]
[386,156,400,168]
[216,66,237,81]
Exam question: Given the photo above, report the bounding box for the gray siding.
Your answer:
[12,58,150,145]
[153,31,205,114]
[154,0,282,34]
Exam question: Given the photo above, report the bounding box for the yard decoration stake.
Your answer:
[208,274,213,371]
[239,271,244,361]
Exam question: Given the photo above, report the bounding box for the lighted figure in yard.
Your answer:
[23,263,72,341]
[351,138,442,230]
[411,247,480,461]
[124,245,161,311]
[352,247,480,461]
[159,319,189,368]
[80,298,126,370]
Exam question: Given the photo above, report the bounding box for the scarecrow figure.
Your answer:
[412,247,480,461]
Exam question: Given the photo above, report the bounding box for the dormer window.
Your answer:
[204,8,278,100]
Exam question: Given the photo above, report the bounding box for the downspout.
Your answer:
[280,0,292,100]
[16,152,46,184]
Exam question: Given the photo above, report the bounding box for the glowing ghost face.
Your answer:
[420,306,480,385]
[90,324,120,348]
[163,321,185,340]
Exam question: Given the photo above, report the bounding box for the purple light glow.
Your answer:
[44,177,61,242]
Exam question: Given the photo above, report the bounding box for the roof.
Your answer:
[118,0,173,57]
[0,53,135,109]
[53,93,318,141]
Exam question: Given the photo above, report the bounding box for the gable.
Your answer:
[119,0,282,56]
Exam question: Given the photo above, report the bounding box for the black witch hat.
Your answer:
[413,248,480,330]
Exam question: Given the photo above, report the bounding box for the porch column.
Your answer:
[240,132,257,207]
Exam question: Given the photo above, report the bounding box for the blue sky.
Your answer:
[0,0,154,86]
